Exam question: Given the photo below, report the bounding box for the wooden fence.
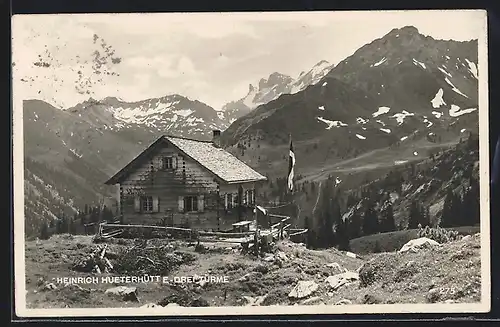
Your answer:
[95,214,308,248]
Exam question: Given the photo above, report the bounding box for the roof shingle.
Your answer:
[167,136,266,183]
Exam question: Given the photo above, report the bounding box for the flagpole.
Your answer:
[288,133,296,227]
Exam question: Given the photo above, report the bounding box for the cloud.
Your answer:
[156,56,199,79]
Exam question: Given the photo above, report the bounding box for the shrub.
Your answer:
[417,225,460,244]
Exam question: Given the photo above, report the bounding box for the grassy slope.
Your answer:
[25,233,481,308]
[349,226,480,254]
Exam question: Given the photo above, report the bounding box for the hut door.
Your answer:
[238,185,243,221]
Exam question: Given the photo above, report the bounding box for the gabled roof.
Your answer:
[105,135,267,185]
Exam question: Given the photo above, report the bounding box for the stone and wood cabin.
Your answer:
[104,130,267,231]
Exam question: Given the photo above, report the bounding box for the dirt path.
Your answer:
[312,180,323,216]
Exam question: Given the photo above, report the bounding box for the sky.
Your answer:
[12,10,485,110]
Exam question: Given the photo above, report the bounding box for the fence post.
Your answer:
[280,221,284,240]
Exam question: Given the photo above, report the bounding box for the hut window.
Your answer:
[161,156,174,170]
[141,196,153,212]
[247,190,254,205]
[184,196,198,212]
[226,194,233,209]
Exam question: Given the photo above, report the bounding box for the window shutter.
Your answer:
[245,190,249,205]
[152,196,159,212]
[224,194,228,209]
[134,196,141,212]
[197,195,204,212]
[178,196,184,213]
[174,156,178,169]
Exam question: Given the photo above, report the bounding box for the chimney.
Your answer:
[212,130,221,148]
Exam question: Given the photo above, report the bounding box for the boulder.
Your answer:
[238,271,261,282]
[335,299,352,305]
[243,295,267,306]
[325,271,359,290]
[399,237,440,253]
[166,303,180,307]
[345,252,357,258]
[461,235,472,242]
[263,255,275,263]
[288,280,318,299]
[276,251,289,261]
[105,286,139,302]
[326,262,346,274]
[301,296,323,305]
[43,282,57,291]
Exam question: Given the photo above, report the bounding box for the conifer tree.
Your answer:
[381,203,396,232]
[39,221,50,240]
[408,200,421,229]
[337,217,350,251]
[451,192,463,227]
[421,205,431,228]
[469,176,480,225]
[362,201,379,235]
[441,189,454,227]
[318,180,335,247]
[349,212,362,239]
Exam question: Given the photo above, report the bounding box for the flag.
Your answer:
[288,136,296,192]
[254,205,268,215]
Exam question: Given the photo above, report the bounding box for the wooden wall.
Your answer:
[118,141,262,231]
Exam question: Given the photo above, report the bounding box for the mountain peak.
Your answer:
[315,59,330,66]
[399,25,419,34]
[388,25,421,37]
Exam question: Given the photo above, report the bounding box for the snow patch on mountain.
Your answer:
[317,117,347,129]
[438,67,453,78]
[174,109,194,117]
[373,106,390,117]
[380,128,391,133]
[356,117,368,124]
[431,88,446,108]
[391,110,414,125]
[445,77,469,98]
[371,57,387,67]
[356,134,366,140]
[111,100,180,124]
[432,111,444,119]
[412,58,426,69]
[449,105,477,117]
[69,148,83,158]
[464,58,478,79]
[318,105,325,111]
